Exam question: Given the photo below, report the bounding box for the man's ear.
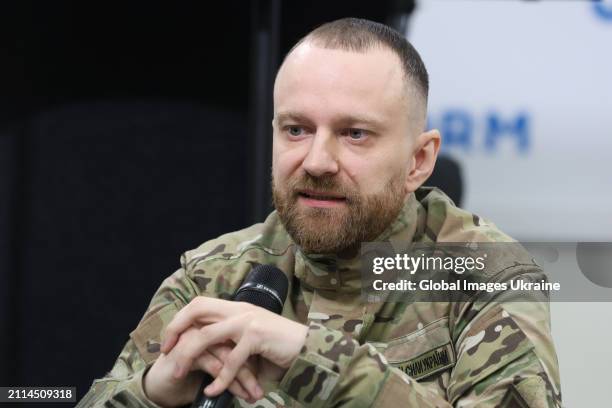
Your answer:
[405,129,441,193]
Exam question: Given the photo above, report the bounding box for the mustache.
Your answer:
[287,173,358,201]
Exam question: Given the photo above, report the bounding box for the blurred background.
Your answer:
[0,0,610,406]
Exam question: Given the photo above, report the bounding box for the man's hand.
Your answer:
[160,296,309,398]
[143,327,263,407]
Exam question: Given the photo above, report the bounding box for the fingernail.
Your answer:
[204,385,213,395]
[254,384,264,398]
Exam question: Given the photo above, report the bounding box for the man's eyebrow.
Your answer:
[337,114,386,129]
[274,111,386,129]
[274,112,311,125]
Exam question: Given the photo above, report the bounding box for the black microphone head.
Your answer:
[233,265,288,314]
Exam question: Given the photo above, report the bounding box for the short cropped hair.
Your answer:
[286,17,429,103]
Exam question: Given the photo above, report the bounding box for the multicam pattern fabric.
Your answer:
[77,187,562,407]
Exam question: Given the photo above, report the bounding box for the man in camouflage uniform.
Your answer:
[78,18,562,407]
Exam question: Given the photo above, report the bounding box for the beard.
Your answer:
[272,170,407,254]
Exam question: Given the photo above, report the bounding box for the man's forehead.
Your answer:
[274,42,408,108]
[278,41,405,83]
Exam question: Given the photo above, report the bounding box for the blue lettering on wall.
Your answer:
[430,110,531,154]
[594,2,612,21]
[484,112,530,153]
[440,109,473,151]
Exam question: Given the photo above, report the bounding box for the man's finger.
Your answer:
[209,345,263,400]
[205,339,253,397]
[162,297,234,353]
[172,316,246,378]
[194,353,251,401]
[160,296,225,354]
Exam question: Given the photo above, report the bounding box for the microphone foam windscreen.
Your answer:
[233,265,288,314]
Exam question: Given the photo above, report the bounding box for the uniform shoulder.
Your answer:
[181,211,293,271]
[416,186,513,243]
[416,187,539,279]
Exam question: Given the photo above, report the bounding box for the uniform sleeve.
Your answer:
[447,268,562,407]
[76,263,200,408]
[279,271,562,407]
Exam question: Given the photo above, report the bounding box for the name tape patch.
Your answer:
[395,343,454,380]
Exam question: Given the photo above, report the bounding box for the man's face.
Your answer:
[272,43,417,254]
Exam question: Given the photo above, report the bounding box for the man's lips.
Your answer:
[297,189,346,200]
[296,189,347,207]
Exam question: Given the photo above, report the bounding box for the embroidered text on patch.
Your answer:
[397,344,453,380]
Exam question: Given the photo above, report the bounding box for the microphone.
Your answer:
[191,264,289,408]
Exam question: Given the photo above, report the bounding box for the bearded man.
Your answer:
[78,18,561,407]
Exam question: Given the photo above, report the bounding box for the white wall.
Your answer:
[550,302,611,407]
[410,0,612,241]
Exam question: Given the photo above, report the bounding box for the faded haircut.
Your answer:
[285,17,429,104]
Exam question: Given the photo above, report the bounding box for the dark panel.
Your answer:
[14,101,247,398]
[279,0,397,58]
[425,156,464,207]
[0,1,251,122]
[0,125,20,386]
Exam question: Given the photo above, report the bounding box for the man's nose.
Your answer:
[302,132,339,177]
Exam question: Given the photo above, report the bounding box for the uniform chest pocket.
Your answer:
[367,317,456,381]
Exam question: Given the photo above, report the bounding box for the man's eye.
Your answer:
[345,129,366,140]
[287,126,303,137]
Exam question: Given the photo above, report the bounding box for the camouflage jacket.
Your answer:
[77,187,562,407]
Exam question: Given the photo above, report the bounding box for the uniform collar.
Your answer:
[292,193,423,293]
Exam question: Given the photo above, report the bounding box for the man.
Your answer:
[78,18,561,407]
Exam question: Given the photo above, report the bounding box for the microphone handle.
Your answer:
[191,373,234,408]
